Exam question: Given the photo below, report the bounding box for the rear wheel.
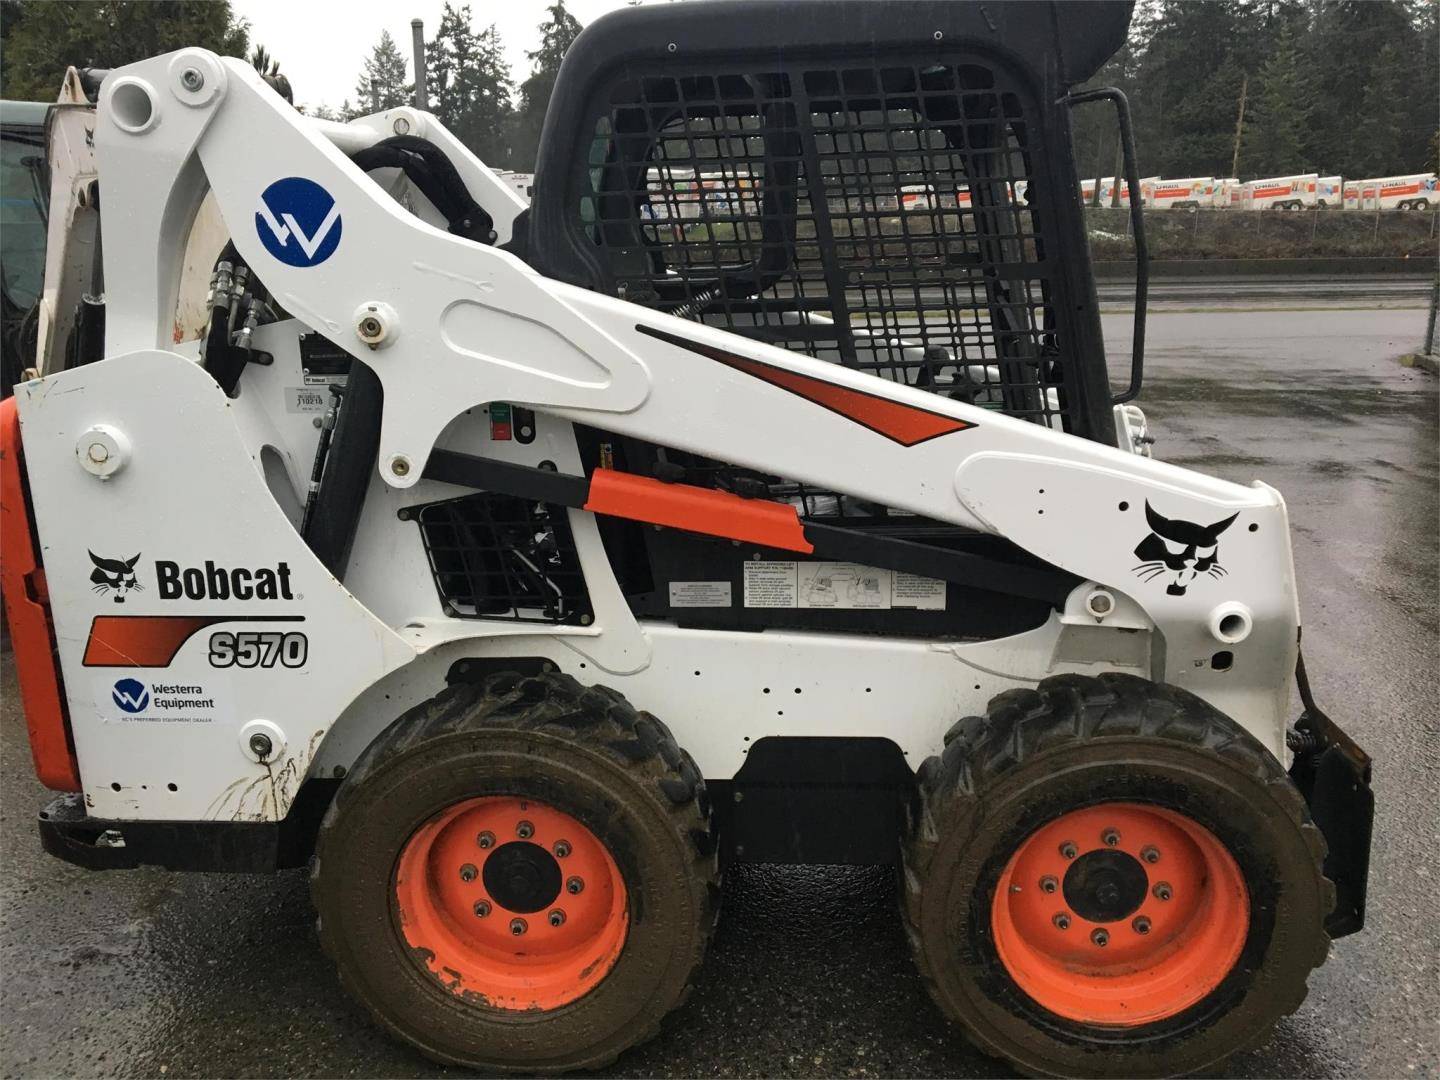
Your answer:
[903,673,1332,1078]
[313,671,717,1073]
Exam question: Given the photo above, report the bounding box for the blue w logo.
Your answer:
[111,678,150,714]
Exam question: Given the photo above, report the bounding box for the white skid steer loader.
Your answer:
[1,2,1372,1076]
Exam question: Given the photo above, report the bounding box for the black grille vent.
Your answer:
[411,493,590,623]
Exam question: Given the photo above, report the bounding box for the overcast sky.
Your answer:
[232,0,631,114]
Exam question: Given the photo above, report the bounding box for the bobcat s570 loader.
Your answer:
[0,2,1373,1076]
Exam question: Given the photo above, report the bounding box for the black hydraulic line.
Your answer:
[352,135,495,243]
[77,69,109,102]
[70,295,105,368]
[303,359,383,580]
[801,521,1079,606]
[299,384,343,535]
[1060,87,1149,404]
[422,450,591,508]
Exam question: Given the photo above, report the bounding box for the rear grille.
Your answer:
[581,57,1079,431]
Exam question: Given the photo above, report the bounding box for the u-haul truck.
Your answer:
[1243,173,1318,210]
[1212,178,1240,208]
[1079,176,1114,204]
[1078,176,1154,208]
[1344,174,1438,212]
[1146,177,1214,209]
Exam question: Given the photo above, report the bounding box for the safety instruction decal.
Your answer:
[743,561,945,610]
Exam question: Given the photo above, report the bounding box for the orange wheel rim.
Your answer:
[394,796,628,1011]
[991,802,1249,1027]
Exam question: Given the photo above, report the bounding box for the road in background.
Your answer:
[2,296,1436,1079]
[1096,273,1432,308]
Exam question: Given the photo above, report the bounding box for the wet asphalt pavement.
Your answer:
[3,286,1437,1078]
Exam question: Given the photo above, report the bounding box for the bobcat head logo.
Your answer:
[1132,503,1237,597]
[89,551,143,603]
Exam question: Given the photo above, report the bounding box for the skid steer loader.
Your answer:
[0,2,1373,1075]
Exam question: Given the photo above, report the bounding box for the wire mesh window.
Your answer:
[582,57,1078,431]
[411,493,591,623]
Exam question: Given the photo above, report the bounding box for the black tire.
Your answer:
[903,672,1332,1078]
[312,671,718,1073]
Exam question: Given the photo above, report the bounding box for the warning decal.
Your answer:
[743,561,946,610]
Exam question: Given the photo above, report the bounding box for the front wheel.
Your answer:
[312,672,718,1073]
[903,673,1332,1078]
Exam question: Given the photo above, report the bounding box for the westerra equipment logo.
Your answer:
[109,677,216,718]
[255,176,342,267]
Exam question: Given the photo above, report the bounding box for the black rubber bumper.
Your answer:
[1289,654,1375,939]
[37,782,338,873]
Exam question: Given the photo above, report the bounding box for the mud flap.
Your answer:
[1288,652,1374,938]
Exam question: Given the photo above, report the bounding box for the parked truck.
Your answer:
[1145,176,1214,210]
[1241,173,1318,211]
[1343,173,1438,212]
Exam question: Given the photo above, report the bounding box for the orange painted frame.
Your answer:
[584,467,814,554]
[0,398,81,791]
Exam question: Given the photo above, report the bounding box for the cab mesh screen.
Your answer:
[580,58,1078,431]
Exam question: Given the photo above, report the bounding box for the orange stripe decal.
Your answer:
[584,468,813,553]
[636,325,974,446]
[0,399,81,791]
[83,615,231,667]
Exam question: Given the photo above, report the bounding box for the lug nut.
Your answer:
[1141,845,1160,864]
[510,918,527,936]
[1059,841,1078,860]
[516,820,534,840]
[1039,875,1058,894]
[477,830,495,849]
[1102,828,1120,847]
[548,909,566,927]
[553,840,571,858]
[1153,881,1173,902]
[1052,912,1071,930]
[473,899,491,918]
[1132,915,1151,935]
[1091,928,1110,947]
[566,876,584,895]
[459,863,478,882]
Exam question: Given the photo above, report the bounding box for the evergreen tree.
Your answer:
[1357,42,1410,177]
[513,1,584,170]
[1241,24,1314,176]
[1,0,249,100]
[354,29,409,114]
[1128,0,1251,176]
[250,43,279,78]
[1306,0,1419,176]
[426,4,515,167]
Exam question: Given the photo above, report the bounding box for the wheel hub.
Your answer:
[990,802,1249,1027]
[483,842,562,913]
[1063,848,1148,923]
[393,795,628,1011]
